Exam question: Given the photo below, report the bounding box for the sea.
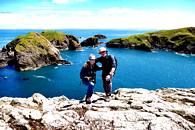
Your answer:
[0,29,195,99]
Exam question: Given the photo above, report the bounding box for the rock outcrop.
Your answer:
[80,37,99,47]
[106,27,195,53]
[94,34,107,39]
[0,32,70,71]
[41,31,82,50]
[0,88,194,130]
[80,34,107,47]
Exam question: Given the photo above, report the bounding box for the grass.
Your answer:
[122,33,151,46]
[40,30,66,42]
[107,27,195,51]
[15,32,50,54]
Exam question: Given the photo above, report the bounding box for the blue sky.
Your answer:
[0,0,195,29]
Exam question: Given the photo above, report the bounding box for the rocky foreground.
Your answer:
[0,88,195,130]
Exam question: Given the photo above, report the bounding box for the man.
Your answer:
[96,47,117,97]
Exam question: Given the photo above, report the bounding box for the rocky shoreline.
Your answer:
[0,88,195,130]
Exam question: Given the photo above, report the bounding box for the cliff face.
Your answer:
[41,31,82,50]
[0,88,194,130]
[0,32,70,71]
[106,27,195,54]
[80,34,107,47]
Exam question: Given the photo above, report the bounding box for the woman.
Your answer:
[80,54,101,104]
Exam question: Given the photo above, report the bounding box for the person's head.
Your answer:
[98,47,107,57]
[89,54,96,65]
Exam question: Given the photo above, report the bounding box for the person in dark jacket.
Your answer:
[96,47,116,97]
[80,54,101,104]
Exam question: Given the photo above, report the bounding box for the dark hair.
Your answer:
[84,61,91,68]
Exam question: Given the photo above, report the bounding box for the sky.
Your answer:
[0,0,195,29]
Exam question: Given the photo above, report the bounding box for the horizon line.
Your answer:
[0,26,194,31]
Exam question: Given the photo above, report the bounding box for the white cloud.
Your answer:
[52,0,86,4]
[0,7,195,29]
[98,8,195,29]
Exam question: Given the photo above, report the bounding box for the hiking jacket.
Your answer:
[96,54,117,76]
[80,62,101,83]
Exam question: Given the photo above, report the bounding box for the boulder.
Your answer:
[80,37,99,47]
[94,34,107,39]
[0,52,10,68]
[80,34,107,47]
[0,32,71,71]
[0,119,13,130]
[41,31,82,50]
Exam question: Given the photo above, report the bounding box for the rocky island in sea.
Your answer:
[0,88,194,130]
[80,34,107,47]
[0,31,82,71]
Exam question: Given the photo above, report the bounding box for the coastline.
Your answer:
[0,88,194,130]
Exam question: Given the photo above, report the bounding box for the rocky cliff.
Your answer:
[41,31,82,50]
[0,32,70,71]
[80,34,107,47]
[0,88,194,130]
[106,27,195,54]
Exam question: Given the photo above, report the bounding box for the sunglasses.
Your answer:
[99,51,106,54]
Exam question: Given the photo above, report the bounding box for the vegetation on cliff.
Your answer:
[106,27,195,53]
[0,32,70,71]
[41,30,82,50]
[15,32,51,54]
[40,30,66,43]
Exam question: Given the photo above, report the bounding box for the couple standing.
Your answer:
[80,47,117,104]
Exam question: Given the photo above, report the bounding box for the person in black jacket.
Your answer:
[80,54,101,104]
[96,47,117,97]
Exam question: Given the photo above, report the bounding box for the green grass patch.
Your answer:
[41,30,66,42]
[15,32,51,54]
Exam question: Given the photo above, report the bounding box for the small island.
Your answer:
[0,32,71,71]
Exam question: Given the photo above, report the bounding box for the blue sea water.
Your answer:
[0,29,195,99]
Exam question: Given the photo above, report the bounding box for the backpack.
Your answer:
[109,55,117,74]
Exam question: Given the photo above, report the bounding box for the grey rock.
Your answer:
[0,88,195,130]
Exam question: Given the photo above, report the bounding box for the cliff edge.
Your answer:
[0,88,194,130]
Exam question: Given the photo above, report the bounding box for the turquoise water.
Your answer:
[0,29,195,99]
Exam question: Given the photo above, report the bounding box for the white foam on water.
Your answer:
[175,52,189,57]
[33,75,46,79]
